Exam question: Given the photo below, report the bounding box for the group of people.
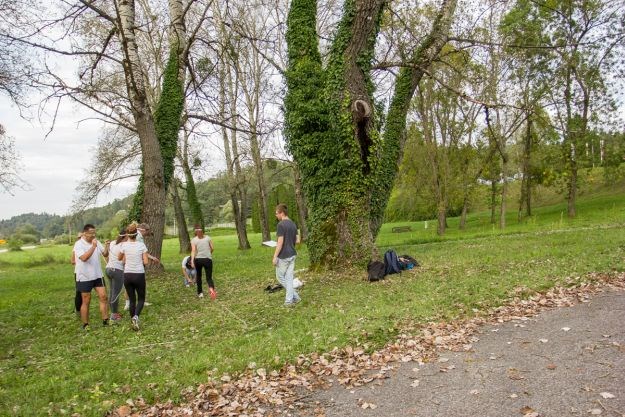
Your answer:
[72,203,301,331]
[72,222,152,330]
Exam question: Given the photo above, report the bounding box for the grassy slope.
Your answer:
[1,183,624,416]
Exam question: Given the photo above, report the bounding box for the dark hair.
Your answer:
[83,224,95,232]
[276,204,288,215]
[115,228,127,245]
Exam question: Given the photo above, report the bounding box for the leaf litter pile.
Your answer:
[115,272,625,417]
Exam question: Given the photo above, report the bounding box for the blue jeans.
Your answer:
[276,255,300,305]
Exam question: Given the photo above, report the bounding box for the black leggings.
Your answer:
[195,258,214,295]
[123,273,146,317]
[74,274,82,312]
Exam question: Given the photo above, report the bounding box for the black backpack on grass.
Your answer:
[384,250,402,275]
[367,260,386,282]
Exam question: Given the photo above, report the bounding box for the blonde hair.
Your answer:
[126,222,139,239]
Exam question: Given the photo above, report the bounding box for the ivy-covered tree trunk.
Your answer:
[285,0,457,268]
[124,0,186,269]
[293,164,309,242]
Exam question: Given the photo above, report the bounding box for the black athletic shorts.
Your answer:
[76,278,105,293]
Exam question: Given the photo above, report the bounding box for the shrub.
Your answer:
[8,238,23,251]
[53,234,72,245]
[17,233,39,244]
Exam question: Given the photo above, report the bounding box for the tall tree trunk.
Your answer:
[181,131,204,228]
[118,0,166,270]
[500,161,507,229]
[220,62,250,250]
[518,112,532,221]
[171,178,191,253]
[564,65,577,218]
[293,164,309,242]
[250,133,271,242]
[237,40,271,243]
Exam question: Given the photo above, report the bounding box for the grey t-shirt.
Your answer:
[191,236,212,259]
[276,219,297,259]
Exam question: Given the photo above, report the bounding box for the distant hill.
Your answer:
[0,195,134,240]
[0,213,65,239]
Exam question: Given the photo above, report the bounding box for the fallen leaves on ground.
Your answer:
[116,272,625,417]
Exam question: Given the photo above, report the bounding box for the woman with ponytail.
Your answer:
[118,223,148,330]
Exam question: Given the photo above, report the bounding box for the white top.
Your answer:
[106,241,124,270]
[136,230,144,243]
[191,236,212,259]
[73,249,78,273]
[181,256,191,269]
[120,241,148,273]
[73,238,105,282]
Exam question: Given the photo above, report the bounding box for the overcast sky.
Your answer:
[0,96,136,221]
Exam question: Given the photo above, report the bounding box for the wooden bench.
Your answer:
[391,226,412,233]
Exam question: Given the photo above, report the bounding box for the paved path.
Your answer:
[297,290,625,417]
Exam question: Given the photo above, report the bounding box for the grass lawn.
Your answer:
[1,191,624,416]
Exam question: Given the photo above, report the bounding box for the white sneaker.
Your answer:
[144,302,152,306]
[124,300,130,310]
[198,293,204,298]
[131,315,140,331]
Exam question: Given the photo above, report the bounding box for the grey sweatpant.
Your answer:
[105,267,124,314]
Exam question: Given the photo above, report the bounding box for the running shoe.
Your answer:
[198,293,204,298]
[82,323,90,331]
[131,315,140,331]
[209,288,217,300]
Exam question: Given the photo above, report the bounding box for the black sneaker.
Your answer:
[102,319,110,326]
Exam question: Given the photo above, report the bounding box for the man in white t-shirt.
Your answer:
[73,224,110,330]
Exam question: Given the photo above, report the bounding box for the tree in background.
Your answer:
[0,126,28,195]
[502,0,625,217]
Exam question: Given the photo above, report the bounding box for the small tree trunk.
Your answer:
[490,179,497,225]
[171,178,190,253]
[567,152,577,217]
[250,132,271,242]
[500,173,507,230]
[437,204,446,236]
[181,132,204,228]
[518,113,532,222]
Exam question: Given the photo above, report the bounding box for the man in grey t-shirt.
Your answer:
[272,204,300,306]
